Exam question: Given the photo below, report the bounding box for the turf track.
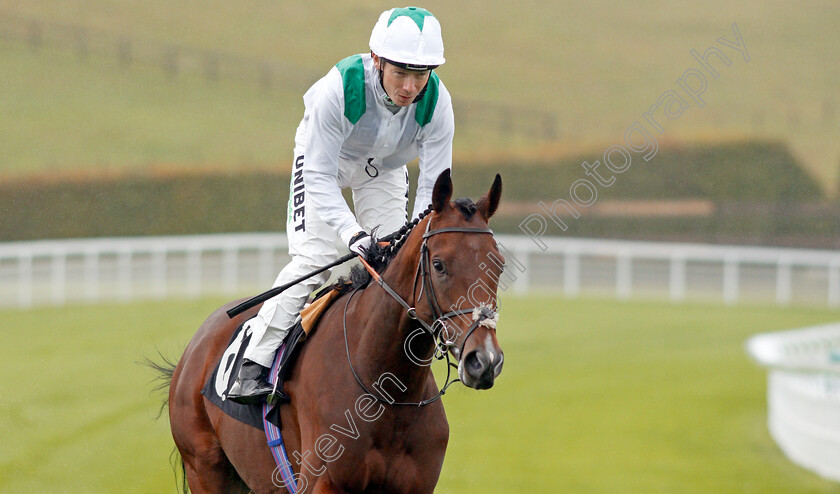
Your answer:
[1,295,839,493]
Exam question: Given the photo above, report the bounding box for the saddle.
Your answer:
[201,286,344,429]
[269,287,343,402]
[300,287,342,336]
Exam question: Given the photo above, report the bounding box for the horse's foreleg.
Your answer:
[181,440,249,494]
[171,396,249,493]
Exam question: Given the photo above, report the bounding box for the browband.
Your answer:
[423,227,493,239]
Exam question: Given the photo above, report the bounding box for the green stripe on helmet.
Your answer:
[387,7,434,30]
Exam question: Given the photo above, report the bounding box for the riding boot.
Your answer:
[227,359,275,404]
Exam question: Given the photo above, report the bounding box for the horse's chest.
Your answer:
[337,448,442,493]
[323,416,448,493]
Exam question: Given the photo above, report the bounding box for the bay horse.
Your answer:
[165,170,505,493]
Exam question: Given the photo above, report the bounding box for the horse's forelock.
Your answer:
[453,198,477,220]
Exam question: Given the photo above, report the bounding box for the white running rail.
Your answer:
[746,324,840,482]
[1,234,840,309]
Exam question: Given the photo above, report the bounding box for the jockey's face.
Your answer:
[374,55,431,107]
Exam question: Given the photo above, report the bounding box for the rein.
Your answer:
[344,218,499,407]
[343,288,458,407]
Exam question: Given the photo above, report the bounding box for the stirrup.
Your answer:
[266,390,291,406]
[228,381,274,404]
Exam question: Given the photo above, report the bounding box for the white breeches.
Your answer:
[243,152,409,367]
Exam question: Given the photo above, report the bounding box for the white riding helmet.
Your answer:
[369,7,445,69]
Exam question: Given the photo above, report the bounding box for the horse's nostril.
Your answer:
[464,351,487,376]
[461,351,497,389]
[493,352,504,377]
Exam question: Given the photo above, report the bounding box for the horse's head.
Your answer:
[410,170,505,390]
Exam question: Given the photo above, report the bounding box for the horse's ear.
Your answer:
[476,174,502,221]
[431,169,453,212]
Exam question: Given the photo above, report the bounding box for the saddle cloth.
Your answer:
[201,322,270,429]
[200,288,342,430]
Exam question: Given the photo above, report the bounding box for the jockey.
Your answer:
[228,7,454,404]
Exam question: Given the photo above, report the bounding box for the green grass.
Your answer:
[0,40,302,174]
[1,295,839,492]
[0,1,838,189]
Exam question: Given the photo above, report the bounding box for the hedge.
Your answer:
[0,139,828,245]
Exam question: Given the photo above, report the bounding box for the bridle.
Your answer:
[344,215,500,407]
[415,219,500,358]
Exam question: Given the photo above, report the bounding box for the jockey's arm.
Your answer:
[413,88,455,220]
[302,76,365,246]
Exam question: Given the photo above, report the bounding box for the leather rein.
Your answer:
[344,217,499,407]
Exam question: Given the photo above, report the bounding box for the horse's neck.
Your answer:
[351,248,435,398]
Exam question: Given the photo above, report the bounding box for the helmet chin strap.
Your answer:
[413,82,430,103]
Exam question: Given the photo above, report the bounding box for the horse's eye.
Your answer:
[432,259,446,274]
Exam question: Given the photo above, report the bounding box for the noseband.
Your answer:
[345,216,500,407]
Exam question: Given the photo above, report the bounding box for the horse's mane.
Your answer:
[317,198,481,297]
[317,205,431,296]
